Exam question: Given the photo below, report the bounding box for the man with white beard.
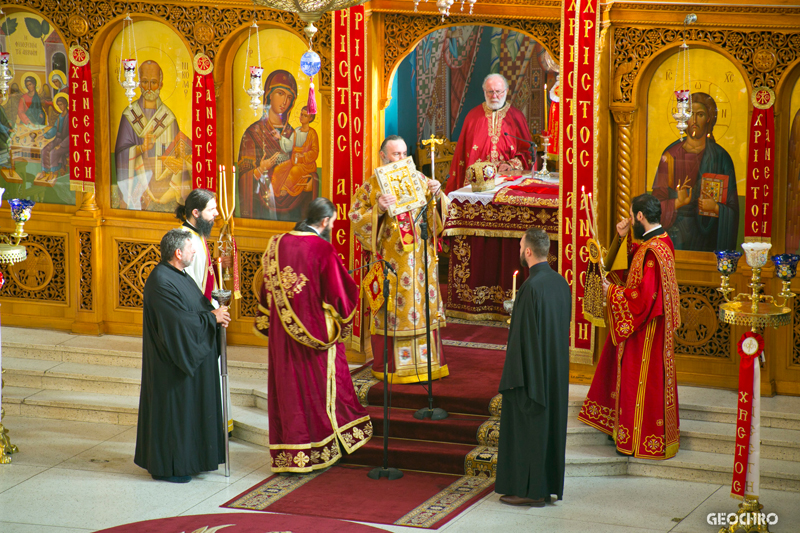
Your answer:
[115,60,185,211]
[445,73,534,193]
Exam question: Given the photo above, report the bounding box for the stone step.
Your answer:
[628,448,800,492]
[564,445,629,477]
[2,356,269,409]
[680,419,800,462]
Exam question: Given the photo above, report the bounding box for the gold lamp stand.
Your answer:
[715,243,796,533]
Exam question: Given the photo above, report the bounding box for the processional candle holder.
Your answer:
[536,132,556,182]
[0,193,34,464]
[211,289,232,477]
[715,243,795,532]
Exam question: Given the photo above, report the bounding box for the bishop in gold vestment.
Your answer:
[350,136,449,383]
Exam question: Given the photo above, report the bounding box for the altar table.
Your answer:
[443,175,560,321]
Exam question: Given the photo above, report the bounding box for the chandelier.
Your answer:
[672,13,697,137]
[414,0,478,20]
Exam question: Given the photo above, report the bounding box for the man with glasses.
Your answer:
[445,73,533,193]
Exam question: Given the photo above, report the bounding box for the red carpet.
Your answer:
[95,512,388,532]
[367,346,505,416]
[223,464,494,529]
[440,321,509,345]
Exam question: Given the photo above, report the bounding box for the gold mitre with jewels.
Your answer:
[466,161,500,192]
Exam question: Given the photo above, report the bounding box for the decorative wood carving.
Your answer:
[611,27,800,104]
[611,109,634,224]
[117,241,160,309]
[78,231,93,311]
[238,249,262,319]
[675,284,731,358]
[11,0,333,88]
[381,13,559,96]
[0,235,66,302]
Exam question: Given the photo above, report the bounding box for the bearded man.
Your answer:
[115,60,186,211]
[446,73,532,193]
[578,193,681,460]
[254,198,371,472]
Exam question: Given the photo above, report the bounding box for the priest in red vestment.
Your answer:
[577,194,681,460]
[445,73,532,193]
[254,198,371,472]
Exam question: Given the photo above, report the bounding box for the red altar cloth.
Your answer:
[444,179,559,320]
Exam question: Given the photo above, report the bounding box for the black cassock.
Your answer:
[496,261,571,501]
[134,261,224,477]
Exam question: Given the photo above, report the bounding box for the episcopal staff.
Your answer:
[254,198,371,473]
[577,194,682,459]
[134,229,231,483]
[496,228,571,506]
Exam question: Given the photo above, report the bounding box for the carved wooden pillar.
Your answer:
[611,108,635,223]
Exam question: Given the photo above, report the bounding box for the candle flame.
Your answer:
[513,270,519,275]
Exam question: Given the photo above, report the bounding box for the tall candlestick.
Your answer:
[544,83,548,133]
[512,270,519,301]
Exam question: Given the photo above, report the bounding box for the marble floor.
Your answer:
[0,416,797,532]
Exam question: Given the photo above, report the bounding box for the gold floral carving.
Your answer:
[117,242,160,308]
[19,1,333,88]
[68,14,89,37]
[238,250,262,319]
[193,21,214,45]
[382,13,559,94]
[675,284,731,358]
[79,231,93,311]
[0,234,66,302]
[611,27,800,103]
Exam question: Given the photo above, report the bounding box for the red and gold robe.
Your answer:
[577,228,681,459]
[254,231,371,472]
[445,102,532,194]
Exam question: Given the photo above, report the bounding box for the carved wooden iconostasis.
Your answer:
[2,0,800,395]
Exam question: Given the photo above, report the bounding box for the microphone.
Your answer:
[503,131,535,147]
[349,258,396,275]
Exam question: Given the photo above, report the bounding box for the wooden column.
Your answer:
[611,107,635,224]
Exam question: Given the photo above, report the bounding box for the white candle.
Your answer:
[544,83,548,134]
[217,258,223,290]
[512,270,518,301]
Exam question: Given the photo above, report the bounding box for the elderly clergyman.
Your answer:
[446,73,533,193]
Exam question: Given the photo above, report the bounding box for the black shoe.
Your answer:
[607,434,614,443]
[152,474,192,483]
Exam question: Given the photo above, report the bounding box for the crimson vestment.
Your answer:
[254,231,371,472]
[445,102,532,193]
[577,228,681,459]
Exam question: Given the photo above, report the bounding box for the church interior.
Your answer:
[1,0,800,531]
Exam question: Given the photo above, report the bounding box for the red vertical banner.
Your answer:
[192,53,216,191]
[332,5,367,340]
[560,0,599,360]
[68,45,96,192]
[745,87,775,241]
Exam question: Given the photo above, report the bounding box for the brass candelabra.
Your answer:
[714,243,797,533]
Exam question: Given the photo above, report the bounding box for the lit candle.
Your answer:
[512,270,519,301]
[217,257,223,290]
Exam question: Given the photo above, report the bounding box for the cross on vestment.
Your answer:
[130,109,146,129]
[150,113,169,136]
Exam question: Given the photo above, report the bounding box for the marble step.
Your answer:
[2,328,269,381]
[628,448,800,492]
[2,385,268,441]
[564,445,629,477]
[679,419,800,462]
[2,356,269,409]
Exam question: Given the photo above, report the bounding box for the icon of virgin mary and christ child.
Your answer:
[237,69,320,221]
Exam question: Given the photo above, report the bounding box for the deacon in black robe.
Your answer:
[496,228,571,506]
[134,236,226,481]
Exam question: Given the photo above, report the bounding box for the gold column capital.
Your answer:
[611,107,636,126]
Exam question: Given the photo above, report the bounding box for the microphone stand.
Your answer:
[352,257,402,480]
[412,198,448,421]
[503,131,538,173]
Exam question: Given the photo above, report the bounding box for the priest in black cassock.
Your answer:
[496,227,571,506]
[134,228,231,483]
